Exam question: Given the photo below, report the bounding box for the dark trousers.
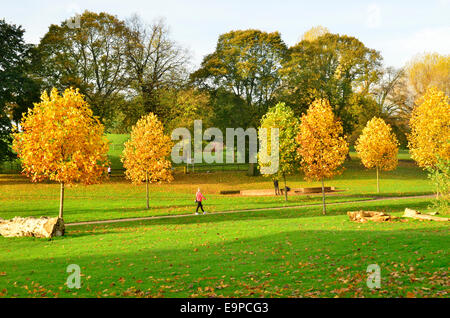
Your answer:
[196,201,204,213]
[275,186,280,195]
[274,182,280,195]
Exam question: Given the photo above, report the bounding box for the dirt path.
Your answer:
[66,194,434,227]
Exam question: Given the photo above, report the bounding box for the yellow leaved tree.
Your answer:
[408,87,450,168]
[407,53,450,98]
[355,117,399,193]
[121,113,174,209]
[301,25,330,42]
[13,88,109,220]
[296,99,349,214]
[408,88,449,212]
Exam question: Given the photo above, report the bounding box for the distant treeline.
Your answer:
[1,13,449,163]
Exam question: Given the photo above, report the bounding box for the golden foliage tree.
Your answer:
[407,53,450,98]
[296,99,349,214]
[355,117,399,193]
[165,88,213,133]
[301,25,330,42]
[408,87,450,168]
[13,88,109,220]
[121,113,173,209]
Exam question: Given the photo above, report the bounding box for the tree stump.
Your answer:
[0,217,65,238]
[347,211,394,222]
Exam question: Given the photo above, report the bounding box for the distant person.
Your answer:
[108,166,112,178]
[273,179,280,195]
[195,188,206,215]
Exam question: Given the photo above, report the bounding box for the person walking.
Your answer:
[195,188,206,215]
[273,179,280,195]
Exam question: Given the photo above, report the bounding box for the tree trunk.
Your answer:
[146,172,150,210]
[283,174,288,202]
[376,166,380,194]
[321,178,326,215]
[59,182,64,220]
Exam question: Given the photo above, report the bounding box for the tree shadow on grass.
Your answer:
[0,224,448,298]
[69,198,434,232]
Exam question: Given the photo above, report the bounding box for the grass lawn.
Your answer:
[0,136,447,298]
[0,136,434,223]
[0,158,433,223]
[0,197,448,298]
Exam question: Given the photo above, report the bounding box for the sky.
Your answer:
[1,0,449,69]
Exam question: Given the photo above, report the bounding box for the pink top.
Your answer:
[196,192,206,202]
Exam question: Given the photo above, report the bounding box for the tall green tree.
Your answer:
[281,33,382,135]
[125,16,189,121]
[258,102,300,201]
[0,19,40,162]
[35,11,131,124]
[191,29,288,127]
[369,67,412,146]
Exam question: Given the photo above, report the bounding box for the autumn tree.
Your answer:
[121,113,173,209]
[163,88,213,133]
[281,33,382,134]
[407,53,450,98]
[191,29,288,127]
[408,87,449,211]
[296,99,349,214]
[369,67,412,147]
[355,117,399,193]
[408,87,450,169]
[258,102,300,201]
[13,88,109,220]
[301,25,329,42]
[125,16,189,120]
[35,11,131,124]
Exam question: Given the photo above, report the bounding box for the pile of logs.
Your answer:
[0,217,65,238]
[348,209,449,223]
[347,211,394,223]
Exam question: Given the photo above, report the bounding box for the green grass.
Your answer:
[106,134,129,170]
[0,137,447,298]
[0,197,448,298]
[0,158,433,223]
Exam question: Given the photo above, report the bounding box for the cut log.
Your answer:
[0,217,65,238]
[219,190,241,195]
[403,208,449,222]
[348,211,394,223]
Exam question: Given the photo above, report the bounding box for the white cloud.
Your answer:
[366,4,382,29]
[402,27,450,59]
[380,26,450,67]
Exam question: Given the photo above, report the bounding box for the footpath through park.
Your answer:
[66,194,434,227]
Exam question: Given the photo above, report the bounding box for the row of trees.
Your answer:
[12,88,175,219]
[2,12,449,164]
[12,86,448,220]
[258,87,449,213]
